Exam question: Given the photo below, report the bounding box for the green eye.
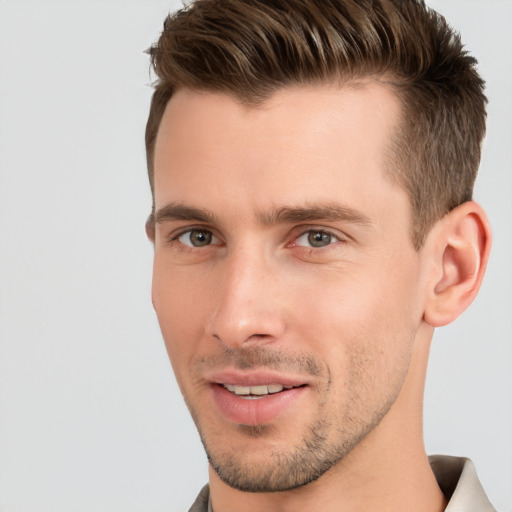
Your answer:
[179,229,214,247]
[296,230,337,248]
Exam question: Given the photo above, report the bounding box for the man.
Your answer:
[144,0,495,510]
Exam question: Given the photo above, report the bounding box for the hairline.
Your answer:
[147,74,421,247]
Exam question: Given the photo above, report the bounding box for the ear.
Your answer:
[423,201,491,327]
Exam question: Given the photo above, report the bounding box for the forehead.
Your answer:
[156,82,401,154]
[153,83,405,223]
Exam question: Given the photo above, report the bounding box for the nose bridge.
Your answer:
[206,244,285,348]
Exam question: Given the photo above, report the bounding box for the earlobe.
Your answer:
[423,201,491,327]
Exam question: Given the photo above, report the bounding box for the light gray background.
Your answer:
[0,1,510,511]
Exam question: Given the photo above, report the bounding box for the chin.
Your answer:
[198,416,363,493]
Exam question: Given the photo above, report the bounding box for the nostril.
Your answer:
[212,332,274,348]
[244,334,271,344]
[207,304,286,349]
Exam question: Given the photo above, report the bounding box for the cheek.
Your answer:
[291,259,422,363]
[152,262,214,369]
[301,271,420,417]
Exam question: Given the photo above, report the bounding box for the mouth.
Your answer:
[209,375,308,424]
[220,383,304,399]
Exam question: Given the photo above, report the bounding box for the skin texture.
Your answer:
[149,84,490,512]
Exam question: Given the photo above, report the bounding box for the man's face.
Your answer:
[151,84,429,491]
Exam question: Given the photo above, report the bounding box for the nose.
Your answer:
[205,249,287,349]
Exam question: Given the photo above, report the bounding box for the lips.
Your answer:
[208,371,308,425]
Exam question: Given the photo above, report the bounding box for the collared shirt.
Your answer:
[188,455,496,512]
[429,455,496,512]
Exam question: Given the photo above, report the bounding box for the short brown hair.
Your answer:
[145,0,487,248]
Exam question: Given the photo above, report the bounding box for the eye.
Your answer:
[177,229,219,247]
[295,230,340,248]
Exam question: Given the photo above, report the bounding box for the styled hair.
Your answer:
[145,0,487,248]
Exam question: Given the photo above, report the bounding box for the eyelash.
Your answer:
[167,226,345,250]
[291,229,343,249]
[168,227,222,248]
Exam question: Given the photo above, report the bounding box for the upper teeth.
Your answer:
[223,384,292,396]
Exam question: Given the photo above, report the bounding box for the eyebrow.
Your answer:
[154,202,372,227]
[258,204,372,227]
[154,203,214,224]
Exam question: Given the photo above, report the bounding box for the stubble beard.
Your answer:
[184,345,407,493]
[192,396,392,493]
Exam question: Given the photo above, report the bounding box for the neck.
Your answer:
[208,435,446,512]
